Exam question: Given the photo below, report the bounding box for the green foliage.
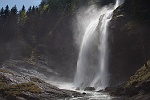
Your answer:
[4,5,10,17]
[0,7,4,17]
[19,5,27,24]
[11,5,17,15]
[43,0,81,12]
[0,0,92,62]
[0,82,41,96]
[0,69,42,97]
[30,77,43,83]
[126,60,150,87]
[0,74,11,86]
[27,6,32,13]
[0,69,14,75]
[21,5,25,12]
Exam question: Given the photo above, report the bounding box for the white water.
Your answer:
[46,80,122,100]
[74,0,122,90]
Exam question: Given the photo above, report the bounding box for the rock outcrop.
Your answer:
[0,68,81,100]
[107,59,150,100]
[108,0,150,86]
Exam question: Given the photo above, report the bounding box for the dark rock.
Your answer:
[110,60,150,98]
[82,92,86,95]
[105,87,116,92]
[108,0,150,87]
[84,87,95,91]
[127,93,150,100]
[98,89,104,92]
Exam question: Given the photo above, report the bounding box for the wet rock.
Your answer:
[84,87,95,91]
[0,68,81,100]
[109,0,150,86]
[98,89,104,92]
[127,93,150,100]
[109,60,150,98]
[82,92,86,95]
[105,87,116,92]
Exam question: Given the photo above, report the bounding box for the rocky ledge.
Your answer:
[0,68,81,100]
[104,60,150,100]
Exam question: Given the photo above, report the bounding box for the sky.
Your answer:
[0,0,41,11]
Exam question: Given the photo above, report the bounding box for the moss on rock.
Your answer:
[0,69,14,75]
[126,60,150,87]
[0,82,41,97]
[30,77,43,83]
[0,74,11,86]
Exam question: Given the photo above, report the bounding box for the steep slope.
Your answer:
[108,0,150,86]
[127,60,150,87]
[108,60,150,100]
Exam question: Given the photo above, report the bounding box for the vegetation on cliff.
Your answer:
[108,60,150,100]
[109,0,150,86]
[127,60,150,87]
[0,82,41,96]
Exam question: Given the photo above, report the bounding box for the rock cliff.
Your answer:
[108,0,150,86]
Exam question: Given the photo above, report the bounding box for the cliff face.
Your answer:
[108,0,150,86]
[108,60,150,99]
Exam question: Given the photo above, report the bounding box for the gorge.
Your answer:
[0,0,150,100]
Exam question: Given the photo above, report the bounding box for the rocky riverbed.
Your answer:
[0,68,81,100]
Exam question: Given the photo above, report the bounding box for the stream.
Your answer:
[47,80,124,100]
[67,91,123,100]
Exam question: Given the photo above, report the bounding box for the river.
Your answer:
[47,80,124,100]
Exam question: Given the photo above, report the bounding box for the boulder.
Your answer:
[82,92,86,95]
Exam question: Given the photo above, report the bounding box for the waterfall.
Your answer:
[74,0,123,89]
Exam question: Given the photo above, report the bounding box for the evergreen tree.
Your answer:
[35,6,39,12]
[40,1,46,8]
[32,6,35,13]
[0,7,4,17]
[19,5,27,25]
[27,6,32,16]
[27,6,32,13]
[11,5,17,15]
[21,5,25,12]
[4,5,10,17]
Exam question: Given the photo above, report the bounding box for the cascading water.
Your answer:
[74,0,123,89]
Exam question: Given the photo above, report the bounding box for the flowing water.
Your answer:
[47,80,123,100]
[74,0,122,90]
[68,92,123,100]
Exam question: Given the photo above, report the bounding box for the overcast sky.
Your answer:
[0,0,41,11]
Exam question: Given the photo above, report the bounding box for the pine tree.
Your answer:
[32,6,35,13]
[21,5,25,12]
[0,7,4,17]
[27,6,32,13]
[19,5,27,25]
[4,5,10,18]
[11,5,17,15]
